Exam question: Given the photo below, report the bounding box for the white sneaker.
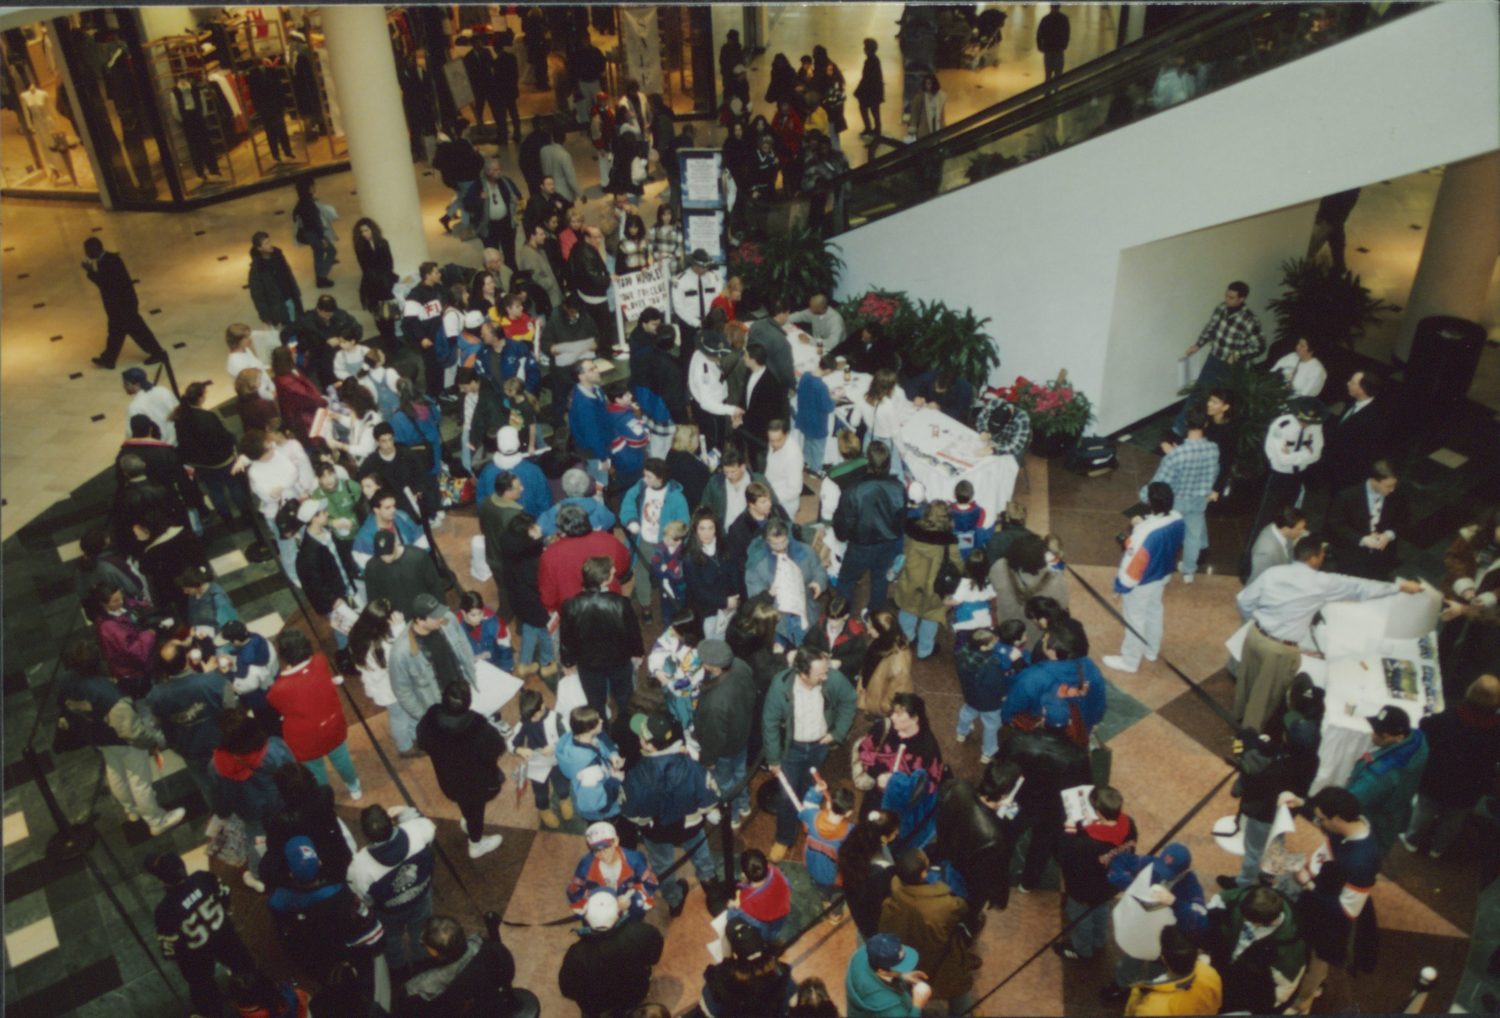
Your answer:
[1397,832,1418,853]
[347,784,363,802]
[955,730,970,744]
[243,870,266,893]
[148,807,187,838]
[468,833,503,859]
[1181,574,1195,584]
[332,674,344,686]
[459,817,468,835]
[1102,655,1138,674]
[432,511,447,529]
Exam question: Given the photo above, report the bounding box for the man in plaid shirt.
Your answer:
[1176,281,1264,433]
[1145,408,1220,582]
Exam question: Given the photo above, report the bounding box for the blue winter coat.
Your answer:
[1001,657,1107,733]
[476,458,554,519]
[618,479,691,567]
[568,385,612,461]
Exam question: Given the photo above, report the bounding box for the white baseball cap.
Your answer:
[584,890,620,931]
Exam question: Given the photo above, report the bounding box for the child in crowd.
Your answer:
[955,621,1029,764]
[459,590,513,671]
[606,382,649,490]
[731,848,792,944]
[647,608,704,732]
[453,310,485,372]
[178,565,238,640]
[947,548,995,652]
[512,688,574,829]
[312,461,363,544]
[904,479,927,521]
[795,354,837,476]
[219,619,279,732]
[495,293,541,394]
[501,376,542,452]
[331,332,370,383]
[948,480,988,558]
[649,520,689,619]
[798,772,855,921]
[1055,786,1137,962]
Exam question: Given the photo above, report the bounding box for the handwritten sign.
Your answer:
[613,261,673,342]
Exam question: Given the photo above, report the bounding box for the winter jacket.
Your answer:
[955,642,1019,713]
[761,667,857,768]
[57,672,161,750]
[416,705,505,804]
[350,510,426,565]
[403,935,517,1018]
[803,617,871,679]
[619,479,692,562]
[1236,722,1321,823]
[389,400,444,475]
[211,736,295,824]
[1002,657,1107,736]
[1000,726,1092,821]
[1123,958,1222,1017]
[694,658,756,768]
[562,586,645,671]
[628,331,688,423]
[891,523,961,624]
[699,471,781,532]
[1107,853,1208,940]
[294,532,357,616]
[540,532,630,615]
[845,942,921,1018]
[859,643,914,719]
[146,669,234,760]
[556,731,625,823]
[744,535,828,625]
[1057,815,1138,906]
[388,616,478,723]
[475,459,552,521]
[498,528,550,628]
[478,494,525,582]
[623,748,719,844]
[558,918,663,1018]
[568,384,612,461]
[273,372,327,444]
[267,656,348,762]
[795,371,836,440]
[701,958,796,1018]
[97,611,159,690]
[878,878,973,1001]
[833,475,906,546]
[1204,887,1307,1014]
[989,562,1070,648]
[1417,703,1500,808]
[537,496,616,539]
[363,547,448,622]
[248,248,302,325]
[262,784,354,888]
[1114,512,1185,593]
[1347,730,1428,857]
[606,402,649,488]
[684,548,738,620]
[932,780,1013,911]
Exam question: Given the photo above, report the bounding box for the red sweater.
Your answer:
[539,531,630,614]
[274,373,327,443]
[266,656,348,762]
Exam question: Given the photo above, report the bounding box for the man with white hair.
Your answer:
[538,468,617,537]
[464,158,523,270]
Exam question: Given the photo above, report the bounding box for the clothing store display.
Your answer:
[171,80,221,179]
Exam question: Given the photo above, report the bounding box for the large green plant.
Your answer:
[1265,257,1392,349]
[1180,361,1290,479]
[842,288,998,388]
[728,226,844,310]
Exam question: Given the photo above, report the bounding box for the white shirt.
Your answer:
[770,551,809,622]
[765,435,804,511]
[1236,561,1400,644]
[855,391,910,441]
[358,634,399,706]
[723,475,750,528]
[126,387,179,445]
[1263,414,1323,475]
[485,179,509,221]
[334,345,370,382]
[228,349,277,400]
[788,306,847,346]
[1272,352,1327,398]
[639,485,668,544]
[689,349,734,417]
[247,449,304,518]
[344,410,380,462]
[791,679,828,743]
[671,267,723,329]
[349,809,437,905]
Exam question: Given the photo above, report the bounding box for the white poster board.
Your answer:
[680,149,725,208]
[683,209,725,264]
[471,659,523,720]
[613,261,674,344]
[1113,865,1177,961]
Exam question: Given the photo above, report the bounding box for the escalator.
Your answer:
[830,2,1419,235]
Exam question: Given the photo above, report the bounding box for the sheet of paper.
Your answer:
[706,908,729,962]
[1114,864,1177,961]
[1060,785,1098,827]
[470,659,523,720]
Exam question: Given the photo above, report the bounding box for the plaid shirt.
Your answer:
[1152,437,1219,504]
[992,408,1032,458]
[1197,304,1265,363]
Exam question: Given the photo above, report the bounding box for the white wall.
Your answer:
[834,1,1500,433]
[1106,202,1316,427]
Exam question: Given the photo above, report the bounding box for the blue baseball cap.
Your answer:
[285,835,321,882]
[1151,842,1192,882]
[866,933,917,973]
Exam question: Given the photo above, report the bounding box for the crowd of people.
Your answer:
[54,16,1499,1018]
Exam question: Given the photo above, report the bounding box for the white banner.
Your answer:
[613,261,674,342]
[683,209,725,264]
[619,7,664,95]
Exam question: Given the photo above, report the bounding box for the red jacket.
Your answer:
[266,656,348,762]
[539,531,630,615]
[274,372,327,443]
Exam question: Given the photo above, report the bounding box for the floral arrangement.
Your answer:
[994,374,1093,438]
[842,288,998,387]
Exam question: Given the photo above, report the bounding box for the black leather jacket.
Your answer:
[560,590,644,670]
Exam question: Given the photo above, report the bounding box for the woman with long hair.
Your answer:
[891,501,961,659]
[617,213,651,274]
[765,53,798,107]
[346,598,421,757]
[352,218,396,312]
[269,345,326,445]
[648,205,684,277]
[172,380,248,526]
[859,608,913,717]
[855,691,945,812]
[236,367,280,435]
[811,45,847,152]
[330,379,380,463]
[685,510,740,642]
[836,808,901,939]
[912,73,946,138]
[854,370,912,479]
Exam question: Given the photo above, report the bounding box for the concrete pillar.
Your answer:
[322,5,430,274]
[1394,150,1500,361]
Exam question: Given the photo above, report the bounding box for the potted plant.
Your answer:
[729,226,844,311]
[1265,257,1392,355]
[994,373,1093,457]
[842,288,999,387]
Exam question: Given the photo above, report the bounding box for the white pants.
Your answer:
[470,534,492,582]
[100,744,170,826]
[1118,578,1166,668]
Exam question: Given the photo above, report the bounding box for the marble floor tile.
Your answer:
[4,915,60,967]
[3,810,28,848]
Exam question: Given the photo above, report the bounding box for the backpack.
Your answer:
[1065,437,1118,476]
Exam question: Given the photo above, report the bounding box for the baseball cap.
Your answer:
[1151,842,1192,883]
[496,426,522,455]
[726,916,766,962]
[296,499,322,524]
[584,890,619,931]
[285,836,321,882]
[585,821,618,850]
[699,639,733,669]
[1366,705,1411,737]
[866,933,917,973]
[629,713,679,750]
[373,530,397,556]
[1040,699,1072,730]
[411,593,447,622]
[121,367,148,385]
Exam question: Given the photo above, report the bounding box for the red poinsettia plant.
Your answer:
[992,373,1093,437]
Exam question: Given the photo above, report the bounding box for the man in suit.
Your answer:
[462,33,497,127]
[1245,505,1307,585]
[1328,459,1409,579]
[84,238,166,369]
[491,30,523,143]
[747,297,796,393]
[1323,369,1391,489]
[736,341,789,472]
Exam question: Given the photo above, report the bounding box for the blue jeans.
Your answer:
[198,465,249,520]
[776,612,808,648]
[710,749,750,820]
[584,458,610,487]
[1237,814,1273,887]
[283,299,299,323]
[957,704,1001,759]
[445,182,474,226]
[305,741,361,793]
[276,534,299,585]
[311,239,336,280]
[898,610,940,659]
[518,623,555,668]
[380,895,433,974]
[1180,505,1208,578]
[387,700,417,753]
[642,827,718,909]
[1065,896,1111,959]
[802,433,827,474]
[774,740,830,846]
[838,538,903,614]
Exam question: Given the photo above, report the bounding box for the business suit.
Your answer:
[1328,482,1409,580]
[738,368,789,471]
[492,48,522,141]
[463,45,497,126]
[1323,398,1392,490]
[1246,524,1294,585]
[748,318,796,392]
[86,251,165,366]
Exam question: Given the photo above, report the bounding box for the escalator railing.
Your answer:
[830,2,1421,234]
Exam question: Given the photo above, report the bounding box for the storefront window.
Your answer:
[1,21,99,195]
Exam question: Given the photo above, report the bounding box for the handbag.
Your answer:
[205,814,250,869]
[933,551,962,597]
[1089,730,1112,787]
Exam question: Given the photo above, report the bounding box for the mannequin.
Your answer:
[20,83,67,181]
[171,78,221,180]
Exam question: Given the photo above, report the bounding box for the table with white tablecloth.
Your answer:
[895,407,1018,520]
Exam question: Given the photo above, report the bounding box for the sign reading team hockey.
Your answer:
[613,260,673,344]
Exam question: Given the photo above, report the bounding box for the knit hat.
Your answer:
[699,640,733,669]
[285,836,321,882]
[866,933,917,973]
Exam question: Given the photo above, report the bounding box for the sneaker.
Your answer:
[538,807,561,829]
[243,870,266,893]
[332,674,344,686]
[431,511,447,529]
[459,817,468,835]
[979,754,994,765]
[398,747,428,759]
[91,356,116,369]
[347,784,363,802]
[731,812,747,831]
[1216,875,1241,890]
[468,833,503,859]
[707,808,722,827]
[768,843,789,863]
[1052,943,1083,962]
[1428,849,1444,860]
[955,729,970,744]
[316,277,335,289]
[667,879,689,918]
[1181,573,1195,584]
[1016,883,1034,894]
[1397,832,1418,853]
[148,807,187,838]
[1101,655,1138,674]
